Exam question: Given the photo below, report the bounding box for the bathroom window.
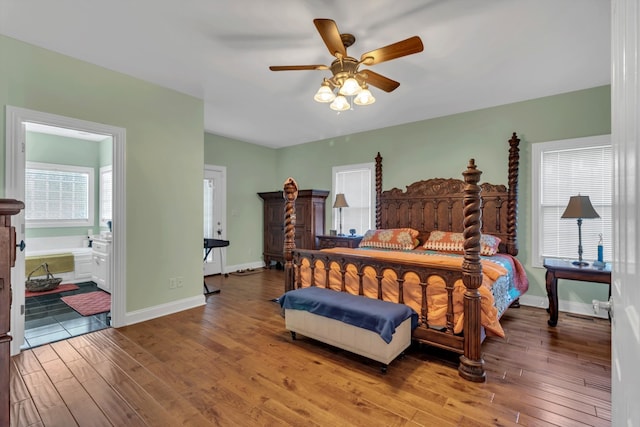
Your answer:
[25,161,95,228]
[99,165,112,227]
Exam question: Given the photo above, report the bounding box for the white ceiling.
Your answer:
[0,0,611,149]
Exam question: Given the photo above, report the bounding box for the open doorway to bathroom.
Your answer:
[6,106,126,355]
[21,123,113,348]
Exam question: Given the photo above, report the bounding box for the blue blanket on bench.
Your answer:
[279,287,418,344]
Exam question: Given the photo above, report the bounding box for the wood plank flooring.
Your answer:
[10,269,611,426]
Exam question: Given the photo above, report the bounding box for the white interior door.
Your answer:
[203,165,226,276]
[611,0,640,424]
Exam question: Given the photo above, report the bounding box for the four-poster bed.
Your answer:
[281,132,527,382]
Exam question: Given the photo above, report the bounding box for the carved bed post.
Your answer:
[375,152,382,229]
[283,177,298,292]
[459,159,486,383]
[506,132,520,256]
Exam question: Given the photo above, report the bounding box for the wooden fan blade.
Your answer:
[361,70,400,92]
[360,36,423,66]
[269,65,329,71]
[313,18,347,58]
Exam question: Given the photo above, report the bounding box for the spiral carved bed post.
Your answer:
[283,177,299,292]
[459,159,486,383]
[506,132,520,256]
[375,152,382,229]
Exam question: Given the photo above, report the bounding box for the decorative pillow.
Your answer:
[358,228,420,250]
[423,231,501,256]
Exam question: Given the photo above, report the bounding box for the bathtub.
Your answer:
[25,237,94,283]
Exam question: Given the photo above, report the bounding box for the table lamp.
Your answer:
[333,193,349,236]
[561,195,600,266]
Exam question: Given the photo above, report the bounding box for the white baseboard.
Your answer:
[225,260,265,274]
[518,294,608,320]
[123,294,206,326]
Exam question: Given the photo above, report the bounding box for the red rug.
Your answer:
[61,291,111,316]
[25,283,79,298]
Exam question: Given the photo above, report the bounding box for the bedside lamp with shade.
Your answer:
[333,193,349,236]
[561,195,600,266]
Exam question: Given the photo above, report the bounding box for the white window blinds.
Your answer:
[532,135,612,265]
[26,161,94,227]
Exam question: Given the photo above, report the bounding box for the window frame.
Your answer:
[531,134,612,268]
[332,162,375,235]
[25,161,95,228]
[99,165,113,227]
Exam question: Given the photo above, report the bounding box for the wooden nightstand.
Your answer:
[316,235,363,249]
[543,258,611,327]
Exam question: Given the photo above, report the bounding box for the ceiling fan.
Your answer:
[269,18,424,111]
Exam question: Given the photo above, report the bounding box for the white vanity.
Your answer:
[91,235,112,292]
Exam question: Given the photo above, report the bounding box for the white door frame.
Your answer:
[203,165,227,276]
[5,106,127,355]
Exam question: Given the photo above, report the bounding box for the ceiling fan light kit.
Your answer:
[353,87,375,106]
[270,18,423,112]
[313,83,336,103]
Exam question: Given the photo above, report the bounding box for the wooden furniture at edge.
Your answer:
[258,189,329,268]
[0,199,25,427]
[283,132,521,383]
[316,234,363,249]
[543,258,612,327]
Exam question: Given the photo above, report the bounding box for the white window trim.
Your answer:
[531,134,611,268]
[332,162,375,233]
[26,161,95,228]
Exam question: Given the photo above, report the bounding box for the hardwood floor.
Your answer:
[10,269,611,426]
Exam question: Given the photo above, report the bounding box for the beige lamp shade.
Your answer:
[561,194,600,266]
[561,195,600,219]
[333,193,349,208]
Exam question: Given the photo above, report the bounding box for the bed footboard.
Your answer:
[283,159,487,382]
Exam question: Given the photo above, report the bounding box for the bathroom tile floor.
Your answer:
[23,281,111,349]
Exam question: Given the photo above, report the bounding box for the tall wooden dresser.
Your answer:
[1,199,24,427]
[258,189,329,268]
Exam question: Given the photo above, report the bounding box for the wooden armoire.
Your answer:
[1,199,25,427]
[258,189,329,268]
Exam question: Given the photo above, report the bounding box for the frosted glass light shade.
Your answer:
[330,95,350,111]
[314,85,335,103]
[354,88,375,106]
[339,77,362,96]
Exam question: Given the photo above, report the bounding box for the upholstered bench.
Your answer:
[279,287,417,372]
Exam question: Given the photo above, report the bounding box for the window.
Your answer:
[26,161,95,227]
[332,162,375,235]
[532,135,612,267]
[99,165,113,226]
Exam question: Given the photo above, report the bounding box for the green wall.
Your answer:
[203,133,279,266]
[3,32,611,317]
[1,34,204,312]
[206,85,611,307]
[275,85,611,305]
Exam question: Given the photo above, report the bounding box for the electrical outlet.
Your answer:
[169,278,177,289]
[177,277,183,288]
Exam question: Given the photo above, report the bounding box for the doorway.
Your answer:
[203,165,227,277]
[5,106,126,355]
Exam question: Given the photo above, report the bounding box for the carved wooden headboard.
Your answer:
[374,132,520,256]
